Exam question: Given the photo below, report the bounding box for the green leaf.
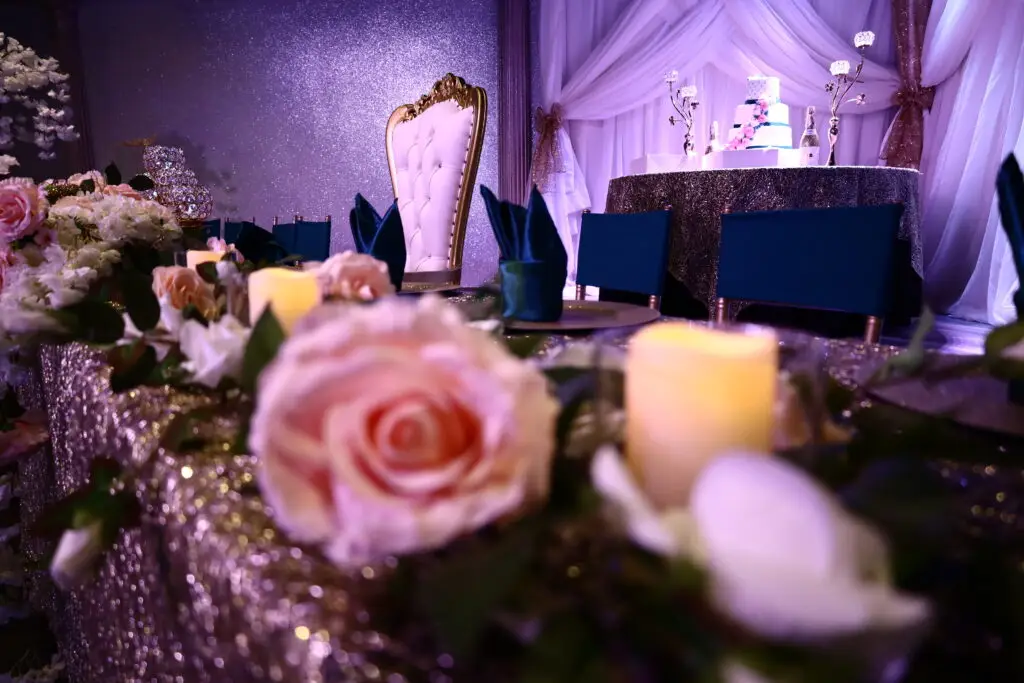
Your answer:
[122,243,164,275]
[107,341,158,393]
[180,303,209,326]
[505,334,548,359]
[870,307,935,383]
[160,405,224,452]
[985,320,1024,359]
[78,178,96,193]
[196,261,219,284]
[54,300,125,344]
[416,520,539,661]
[127,174,155,192]
[240,307,285,393]
[519,615,597,683]
[120,270,160,331]
[274,253,305,266]
[104,162,122,186]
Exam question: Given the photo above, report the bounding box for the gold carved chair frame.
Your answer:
[385,73,487,289]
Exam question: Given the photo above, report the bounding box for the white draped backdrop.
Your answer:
[535,0,1024,324]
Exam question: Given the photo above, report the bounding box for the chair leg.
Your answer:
[575,284,585,301]
[648,295,661,311]
[864,316,883,344]
[714,297,729,324]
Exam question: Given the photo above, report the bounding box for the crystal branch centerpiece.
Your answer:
[665,71,699,156]
[824,30,874,166]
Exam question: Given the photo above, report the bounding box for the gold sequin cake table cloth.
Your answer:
[606,166,922,314]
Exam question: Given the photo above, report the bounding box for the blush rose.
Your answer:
[0,179,47,245]
[151,265,217,319]
[250,295,559,567]
[314,251,395,301]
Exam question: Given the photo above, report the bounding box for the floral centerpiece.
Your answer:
[0,32,79,169]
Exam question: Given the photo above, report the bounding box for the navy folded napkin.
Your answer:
[480,185,567,322]
[350,194,406,290]
[996,154,1024,404]
[234,222,287,264]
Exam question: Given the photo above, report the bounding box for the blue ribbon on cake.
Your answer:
[480,185,567,322]
[349,194,406,291]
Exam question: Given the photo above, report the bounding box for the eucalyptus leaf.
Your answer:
[127,174,155,192]
[416,520,539,661]
[55,300,125,344]
[196,261,219,284]
[107,341,158,393]
[240,307,285,393]
[120,270,160,331]
[104,162,122,186]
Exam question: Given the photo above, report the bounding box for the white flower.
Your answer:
[592,447,930,640]
[854,31,875,48]
[50,521,103,590]
[830,60,851,76]
[0,155,17,176]
[178,314,248,388]
[250,295,559,567]
[120,296,184,360]
[664,70,679,84]
[679,85,698,99]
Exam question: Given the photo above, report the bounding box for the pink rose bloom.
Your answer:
[67,170,106,190]
[102,183,142,200]
[0,179,47,244]
[742,124,755,137]
[250,295,559,567]
[757,114,768,123]
[314,251,395,301]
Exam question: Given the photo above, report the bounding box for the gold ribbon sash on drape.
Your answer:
[881,0,934,170]
[531,104,565,191]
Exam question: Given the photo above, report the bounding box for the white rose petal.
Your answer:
[50,521,103,590]
[179,314,248,388]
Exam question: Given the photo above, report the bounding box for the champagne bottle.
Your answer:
[799,107,820,166]
[704,122,721,155]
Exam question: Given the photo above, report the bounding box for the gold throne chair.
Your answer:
[385,73,487,289]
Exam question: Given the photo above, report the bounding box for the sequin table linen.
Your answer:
[605,166,923,313]
[18,331,1024,682]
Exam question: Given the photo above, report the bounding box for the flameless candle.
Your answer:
[247,268,320,333]
[625,323,778,509]
[186,250,223,270]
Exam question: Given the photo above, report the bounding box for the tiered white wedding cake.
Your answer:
[704,76,801,169]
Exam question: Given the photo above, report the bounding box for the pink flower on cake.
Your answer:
[0,179,47,244]
[741,124,755,137]
[314,250,395,301]
[250,295,559,567]
[757,114,768,123]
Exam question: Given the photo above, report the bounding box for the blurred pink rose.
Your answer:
[756,114,767,123]
[102,183,142,200]
[315,251,395,301]
[742,124,755,137]
[0,179,47,244]
[0,246,15,291]
[67,170,106,189]
[251,295,559,566]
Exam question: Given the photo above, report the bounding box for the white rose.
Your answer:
[250,295,559,567]
[0,155,17,176]
[121,296,184,360]
[50,521,103,590]
[592,447,930,640]
[178,314,248,389]
[314,250,395,301]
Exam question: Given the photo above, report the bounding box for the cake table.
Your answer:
[606,165,923,317]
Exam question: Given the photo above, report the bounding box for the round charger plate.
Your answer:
[855,357,1024,438]
[503,300,661,332]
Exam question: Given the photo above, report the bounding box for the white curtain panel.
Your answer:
[536,0,1024,323]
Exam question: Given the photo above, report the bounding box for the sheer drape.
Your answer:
[536,0,900,281]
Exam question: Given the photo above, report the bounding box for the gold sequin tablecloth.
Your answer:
[606,166,922,313]
[16,335,1024,682]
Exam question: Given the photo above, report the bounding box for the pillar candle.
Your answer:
[186,250,223,270]
[625,323,778,509]
[247,268,320,333]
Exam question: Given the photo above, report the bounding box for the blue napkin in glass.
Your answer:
[996,154,1024,405]
[480,185,567,322]
[349,194,406,290]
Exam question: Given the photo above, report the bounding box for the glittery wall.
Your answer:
[76,0,501,285]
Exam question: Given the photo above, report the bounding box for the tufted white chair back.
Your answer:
[386,74,487,288]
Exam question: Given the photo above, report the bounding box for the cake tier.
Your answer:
[746,76,780,103]
[703,148,802,170]
[733,102,790,126]
[727,123,793,149]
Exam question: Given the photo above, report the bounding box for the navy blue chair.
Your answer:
[202,219,221,242]
[272,216,298,257]
[715,204,905,343]
[575,208,673,310]
[294,216,332,262]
